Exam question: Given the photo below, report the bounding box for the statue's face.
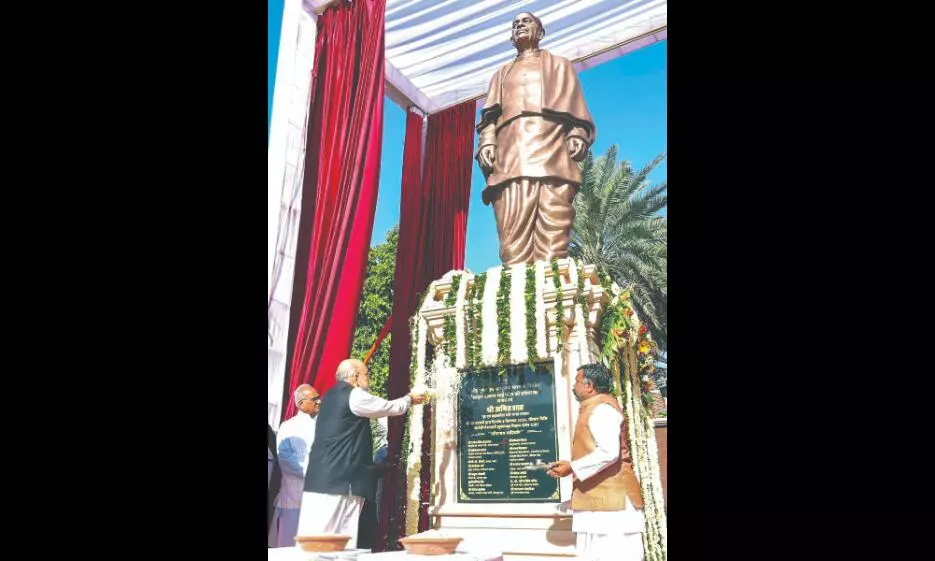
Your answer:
[511,12,543,47]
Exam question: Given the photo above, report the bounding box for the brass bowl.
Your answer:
[295,534,352,552]
[399,536,463,555]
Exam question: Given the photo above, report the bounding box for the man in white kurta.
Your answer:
[268,384,320,547]
[297,359,425,548]
[549,364,646,561]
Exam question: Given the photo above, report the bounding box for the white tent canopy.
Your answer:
[381,0,667,113]
[304,0,667,114]
[267,0,667,427]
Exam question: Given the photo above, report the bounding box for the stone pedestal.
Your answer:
[403,259,614,560]
[402,258,665,561]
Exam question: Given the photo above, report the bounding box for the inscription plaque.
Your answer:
[457,362,560,503]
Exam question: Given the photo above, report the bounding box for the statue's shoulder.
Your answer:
[542,49,571,64]
[541,50,576,74]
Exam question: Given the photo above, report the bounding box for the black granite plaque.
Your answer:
[457,362,560,503]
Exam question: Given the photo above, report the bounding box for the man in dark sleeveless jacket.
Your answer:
[296,358,425,548]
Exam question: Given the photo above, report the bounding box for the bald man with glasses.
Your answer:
[297,359,425,548]
[269,384,321,547]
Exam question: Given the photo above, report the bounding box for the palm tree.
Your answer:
[570,145,667,350]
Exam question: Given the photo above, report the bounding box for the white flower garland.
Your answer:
[645,417,667,555]
[454,273,468,370]
[534,261,547,358]
[510,263,527,363]
[623,341,667,561]
[399,260,666,556]
[570,259,591,367]
[480,266,501,366]
[404,316,428,537]
[621,354,652,561]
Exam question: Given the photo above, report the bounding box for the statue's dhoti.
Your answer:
[487,178,576,266]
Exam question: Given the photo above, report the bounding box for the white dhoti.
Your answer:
[572,503,646,561]
[268,507,301,548]
[296,491,365,549]
[575,531,644,561]
[567,403,648,561]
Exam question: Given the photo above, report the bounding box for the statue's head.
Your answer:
[510,12,545,50]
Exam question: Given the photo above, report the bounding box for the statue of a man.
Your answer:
[476,12,596,266]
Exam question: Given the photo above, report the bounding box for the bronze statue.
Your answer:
[476,12,596,266]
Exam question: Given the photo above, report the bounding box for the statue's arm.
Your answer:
[478,122,497,153]
[564,88,594,147]
[558,57,595,155]
[477,124,497,172]
[476,70,501,172]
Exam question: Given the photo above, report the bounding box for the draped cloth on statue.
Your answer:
[482,112,578,199]
[489,179,576,266]
[477,49,596,193]
[281,0,386,418]
[476,51,595,265]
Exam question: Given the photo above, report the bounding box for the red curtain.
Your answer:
[421,102,475,279]
[282,0,386,420]
[375,101,476,550]
[363,313,393,365]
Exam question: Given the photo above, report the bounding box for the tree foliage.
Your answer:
[350,226,398,400]
[570,145,667,351]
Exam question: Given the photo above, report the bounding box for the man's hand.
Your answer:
[566,137,586,162]
[409,393,426,405]
[478,145,497,171]
[547,460,573,478]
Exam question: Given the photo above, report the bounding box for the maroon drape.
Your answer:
[375,101,476,551]
[363,313,393,365]
[373,111,424,550]
[422,102,475,278]
[282,0,386,420]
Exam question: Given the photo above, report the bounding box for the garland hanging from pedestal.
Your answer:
[599,274,667,561]
[397,260,667,560]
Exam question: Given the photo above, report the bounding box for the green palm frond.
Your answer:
[572,147,667,351]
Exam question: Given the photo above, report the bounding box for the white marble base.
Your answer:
[407,259,615,559]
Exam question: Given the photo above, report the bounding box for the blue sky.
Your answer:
[371,40,668,273]
[269,0,285,141]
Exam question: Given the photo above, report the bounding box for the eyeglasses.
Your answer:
[300,397,321,405]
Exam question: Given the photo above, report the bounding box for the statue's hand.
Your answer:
[567,137,587,162]
[478,145,497,171]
